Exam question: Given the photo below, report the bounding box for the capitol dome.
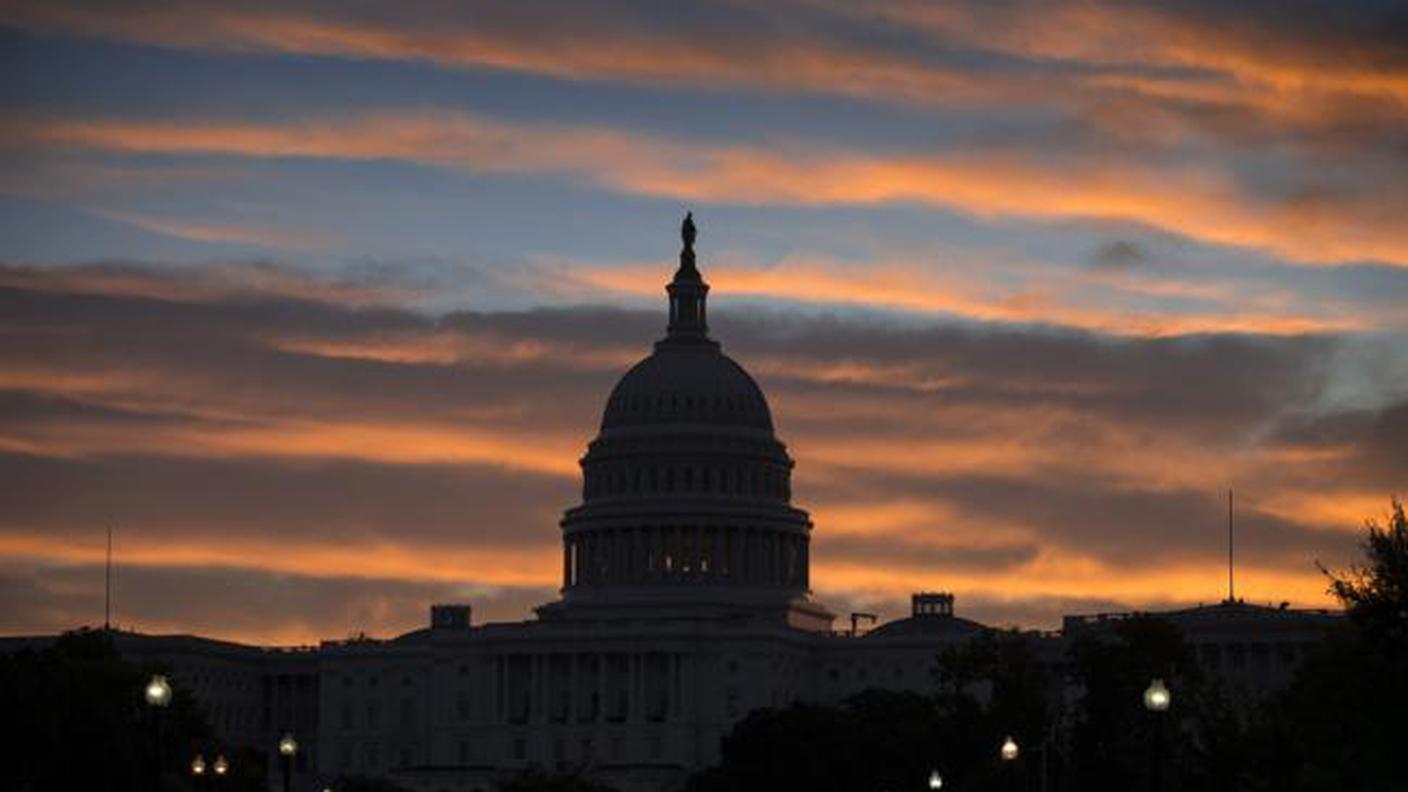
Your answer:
[600,345,773,432]
[546,214,831,630]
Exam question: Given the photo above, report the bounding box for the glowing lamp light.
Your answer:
[213,754,229,776]
[1144,678,1172,712]
[144,674,172,708]
[928,769,943,789]
[278,732,299,757]
[1001,736,1020,761]
[191,754,206,776]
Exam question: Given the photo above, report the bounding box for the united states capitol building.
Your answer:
[3,218,1338,792]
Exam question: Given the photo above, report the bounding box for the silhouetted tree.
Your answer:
[1064,615,1205,792]
[1251,500,1407,790]
[686,690,948,792]
[933,630,1055,789]
[0,628,260,791]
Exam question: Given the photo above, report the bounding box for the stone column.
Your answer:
[562,540,572,588]
[569,652,579,723]
[800,535,809,589]
[599,648,611,721]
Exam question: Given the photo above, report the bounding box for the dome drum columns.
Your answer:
[562,524,809,592]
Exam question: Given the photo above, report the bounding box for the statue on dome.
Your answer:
[682,211,696,251]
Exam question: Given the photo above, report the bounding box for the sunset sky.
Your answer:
[1,0,1405,645]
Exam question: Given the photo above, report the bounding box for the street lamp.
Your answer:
[213,754,229,778]
[278,732,299,792]
[1143,678,1171,712]
[1001,736,1020,792]
[1144,678,1172,792]
[927,769,943,789]
[191,753,207,792]
[144,675,173,707]
[144,674,172,792]
[1001,736,1020,762]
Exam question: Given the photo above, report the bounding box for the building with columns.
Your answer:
[1,217,1340,792]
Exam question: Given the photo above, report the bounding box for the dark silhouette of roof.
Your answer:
[865,612,988,639]
[601,347,773,431]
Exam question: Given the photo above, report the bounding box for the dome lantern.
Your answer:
[665,211,710,341]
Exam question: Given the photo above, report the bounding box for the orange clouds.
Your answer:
[0,532,557,590]
[0,261,1382,640]
[7,112,1403,267]
[583,260,1367,336]
[96,210,333,252]
[0,260,409,307]
[812,555,1335,621]
[7,0,1404,125]
[0,1,1034,107]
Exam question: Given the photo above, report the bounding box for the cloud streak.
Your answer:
[6,112,1405,266]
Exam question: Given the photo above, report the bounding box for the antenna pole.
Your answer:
[1227,490,1234,603]
[105,525,112,630]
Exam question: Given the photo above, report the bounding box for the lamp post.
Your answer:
[1143,678,1171,792]
[278,732,298,792]
[190,754,206,792]
[144,674,172,792]
[1001,736,1020,792]
[213,754,229,783]
[927,769,943,789]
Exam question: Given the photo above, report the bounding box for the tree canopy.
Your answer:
[0,628,265,792]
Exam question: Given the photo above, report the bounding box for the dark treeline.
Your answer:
[686,501,1407,792]
[0,630,266,792]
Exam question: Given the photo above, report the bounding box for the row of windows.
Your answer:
[499,653,676,726]
[336,742,416,773]
[609,391,763,417]
[566,526,805,587]
[1195,640,1313,670]
[336,698,419,730]
[584,461,789,500]
[335,671,417,688]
